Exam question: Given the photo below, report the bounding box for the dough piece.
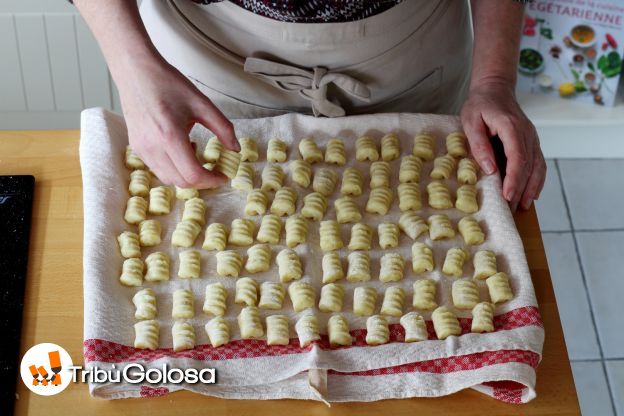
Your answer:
[411,242,434,274]
[171,220,202,247]
[202,223,228,251]
[430,154,457,180]
[139,219,161,247]
[399,212,429,240]
[120,258,144,286]
[432,306,461,340]
[442,247,469,277]
[245,243,272,273]
[412,279,437,310]
[206,316,230,347]
[276,248,303,283]
[328,315,352,346]
[216,149,241,179]
[231,162,255,191]
[129,169,150,197]
[319,220,344,252]
[245,189,269,216]
[290,159,313,188]
[355,135,379,161]
[380,286,405,317]
[266,315,290,346]
[118,231,141,258]
[216,250,244,277]
[313,168,339,197]
[340,167,364,196]
[486,272,513,304]
[301,192,327,221]
[381,132,400,161]
[318,283,344,312]
[235,277,259,306]
[347,251,371,282]
[458,158,479,185]
[175,186,199,200]
[124,196,148,225]
[238,306,264,339]
[456,184,479,214]
[148,186,173,215]
[428,214,455,240]
[400,312,428,342]
[325,138,346,165]
[182,197,207,225]
[378,223,399,249]
[365,187,393,215]
[134,320,159,350]
[295,315,320,347]
[261,164,284,192]
[178,249,201,279]
[427,180,453,210]
[288,281,315,312]
[172,289,194,319]
[398,182,422,211]
[271,186,297,216]
[379,253,405,283]
[239,137,259,162]
[370,161,391,189]
[458,216,485,246]
[228,218,255,246]
[452,279,480,309]
[267,138,288,162]
[472,302,495,333]
[256,214,283,244]
[353,286,377,316]
[144,252,170,282]
[203,282,228,316]
[473,250,497,280]
[258,281,285,310]
[348,223,373,251]
[366,315,390,345]
[322,252,344,283]
[413,133,435,161]
[446,131,468,158]
[125,146,145,170]
[133,288,157,320]
[298,137,323,163]
[399,155,423,183]
[285,214,308,248]
[335,196,362,224]
[203,136,223,163]
[174,322,196,351]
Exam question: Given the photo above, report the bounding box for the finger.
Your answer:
[498,121,531,209]
[461,112,497,175]
[520,152,547,210]
[193,97,240,152]
[130,138,185,187]
[166,132,228,189]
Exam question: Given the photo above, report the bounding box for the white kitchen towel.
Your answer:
[80,108,544,403]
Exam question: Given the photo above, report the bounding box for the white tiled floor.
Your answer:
[536,159,623,415]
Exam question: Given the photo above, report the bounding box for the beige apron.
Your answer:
[140,0,473,119]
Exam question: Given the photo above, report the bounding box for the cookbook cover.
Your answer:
[517,0,624,106]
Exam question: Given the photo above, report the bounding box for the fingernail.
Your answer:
[483,160,495,175]
[506,190,515,202]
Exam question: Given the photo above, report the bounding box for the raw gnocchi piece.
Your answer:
[125,146,145,170]
[290,159,313,188]
[182,197,207,225]
[322,252,344,283]
[120,258,144,286]
[245,243,272,273]
[353,286,377,316]
[455,184,479,214]
[366,315,390,345]
[261,164,284,192]
[413,133,435,161]
[178,249,201,279]
[238,306,264,339]
[295,315,320,347]
[328,315,352,346]
[355,135,379,161]
[348,223,373,251]
[139,220,161,247]
[430,154,457,180]
[231,162,255,191]
[205,316,230,347]
[133,288,157,320]
[313,168,338,197]
[365,187,393,215]
[412,279,437,310]
[172,220,202,247]
[228,218,256,246]
[203,282,228,316]
[285,215,308,248]
[235,277,259,306]
[486,272,513,304]
[442,247,469,277]
[276,248,303,283]
[452,279,480,309]
[399,212,429,239]
[426,180,453,210]
[216,149,242,179]
[171,290,194,320]
[340,167,364,196]
[473,250,497,280]
[398,182,422,211]
[378,223,399,249]
[446,131,468,158]
[432,306,461,340]
[319,220,344,252]
[134,320,159,350]
[202,223,228,251]
[271,187,297,216]
[370,161,391,189]
[129,169,151,197]
[347,251,371,282]
[266,315,290,346]
[148,186,173,215]
[318,283,344,312]
[379,253,405,283]
[124,196,148,225]
[288,281,315,312]
[301,192,327,221]
[118,231,141,258]
[400,312,428,342]
[256,214,283,244]
[258,281,285,310]
[144,252,170,282]
[239,137,259,162]
[335,196,362,224]
[380,286,405,317]
[472,302,495,333]
[245,189,269,216]
[267,138,288,162]
[175,186,198,200]
[399,155,423,183]
[216,250,244,277]
[381,132,400,161]
[458,158,479,185]
[411,242,434,274]
[325,138,346,165]
[298,137,323,163]
[428,214,455,240]
[203,136,223,163]
[458,216,485,245]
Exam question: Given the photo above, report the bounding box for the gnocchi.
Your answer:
[288,281,315,312]
[129,169,150,197]
[301,192,328,221]
[148,186,173,215]
[117,231,141,258]
[319,220,343,252]
[355,135,379,161]
[258,281,285,310]
[430,153,456,180]
[413,133,435,161]
[238,306,264,339]
[381,132,400,161]
[313,168,338,196]
[256,214,283,244]
[235,277,259,306]
[276,248,303,283]
[431,306,461,340]
[133,288,157,320]
[340,167,363,196]
[298,137,323,163]
[245,189,269,216]
[458,216,485,246]
[285,214,308,248]
[125,146,145,170]
[203,136,223,163]
[353,286,378,316]
[182,197,206,225]
[399,212,429,240]
[399,155,423,183]
[271,186,297,216]
[261,164,284,192]
[473,250,497,280]
[322,252,344,283]
[442,247,469,277]
[366,315,390,345]
[289,159,313,188]
[411,242,434,274]
[380,286,405,317]
[120,258,144,287]
[138,219,161,247]
[318,283,345,313]
[245,244,272,273]
[124,196,148,225]
[175,187,198,200]
[398,182,422,211]
[335,196,362,224]
[239,137,259,162]
[202,223,228,251]
[172,289,194,319]
[171,220,202,247]
[428,214,455,240]
[267,138,288,162]
[412,279,437,310]
[486,272,513,304]
[370,161,391,189]
[452,279,480,310]
[231,162,255,191]
[365,187,393,215]
[378,223,400,249]
[206,316,230,347]
[178,249,201,279]
[134,320,159,350]
[328,314,352,347]
[216,250,244,277]
[325,138,346,165]
[379,253,405,283]
[400,312,428,342]
[446,131,468,158]
[347,251,371,282]
[228,218,256,246]
[216,149,241,179]
[471,302,495,333]
[295,314,320,347]
[426,180,453,210]
[144,252,170,282]
[458,158,479,185]
[203,282,228,316]
[266,315,290,346]
[455,184,479,214]
[348,223,373,251]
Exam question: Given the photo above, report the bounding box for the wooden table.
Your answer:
[4,130,580,415]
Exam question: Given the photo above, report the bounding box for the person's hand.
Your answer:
[460,78,546,211]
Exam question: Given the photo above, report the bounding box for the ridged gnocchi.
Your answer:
[452,279,480,309]
[442,247,469,277]
[118,231,141,258]
[120,258,144,286]
[427,180,453,210]
[139,219,161,247]
[471,302,495,333]
[431,153,457,180]
[380,286,405,317]
[134,320,159,350]
[319,220,343,251]
[347,251,371,282]
[446,131,468,158]
[258,281,285,310]
[322,252,344,283]
[289,159,313,188]
[370,161,391,189]
[325,138,346,165]
[228,218,256,246]
[266,315,290,346]
[271,187,297,216]
[203,282,228,316]
[413,133,435,161]
[256,214,283,244]
[398,182,422,211]
[239,137,259,162]
[125,146,145,170]
[365,187,393,215]
[238,306,264,339]
[356,135,379,161]
[206,316,230,347]
[340,167,364,196]
[203,136,223,163]
[411,242,434,274]
[202,223,228,251]
[298,137,323,163]
[486,272,513,303]
[216,250,243,277]
[473,250,497,280]
[285,215,308,248]
[366,315,390,345]
[267,138,288,162]
[231,162,255,191]
[216,149,242,179]
[288,281,315,312]
[124,196,148,225]
[400,312,428,342]
[149,186,173,215]
[399,211,429,239]
[378,223,399,249]
[328,314,352,346]
[133,288,157,320]
[175,186,198,200]
[456,184,479,214]
[171,220,202,247]
[245,243,272,273]
[261,164,284,192]
[235,277,259,306]
[301,192,327,221]
[313,168,338,196]
[129,169,150,197]
[428,214,455,240]
[172,289,194,319]
[432,306,461,340]
[144,252,170,282]
[353,286,377,316]
[178,249,201,279]
[318,283,344,312]
[399,155,423,183]
[348,223,373,251]
[295,314,320,347]
[245,189,269,216]
[458,158,479,185]
[379,253,405,283]
[276,248,303,283]
[381,132,400,161]
[182,197,206,225]
[335,196,362,224]
[412,279,437,310]
[458,216,485,245]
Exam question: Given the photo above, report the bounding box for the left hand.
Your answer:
[460,78,547,211]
